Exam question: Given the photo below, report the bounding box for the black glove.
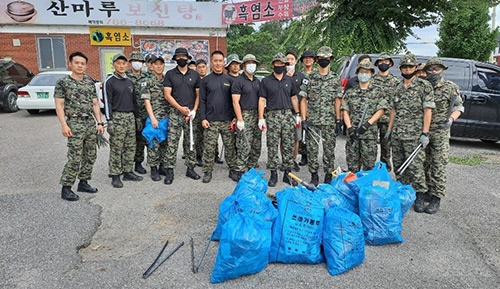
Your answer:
[301,120,309,132]
[357,121,371,135]
[335,119,342,136]
[135,118,143,132]
[106,120,114,136]
[347,127,358,141]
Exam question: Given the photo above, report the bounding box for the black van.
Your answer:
[337,54,500,142]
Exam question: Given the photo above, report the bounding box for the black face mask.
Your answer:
[378,63,390,72]
[318,59,330,68]
[176,58,188,67]
[401,72,415,79]
[426,73,442,86]
[273,66,286,74]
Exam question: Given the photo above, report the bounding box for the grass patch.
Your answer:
[449,154,486,165]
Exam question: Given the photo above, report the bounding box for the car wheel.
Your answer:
[3,91,19,112]
[27,109,40,115]
[480,139,499,143]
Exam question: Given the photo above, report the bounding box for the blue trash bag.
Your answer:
[359,185,404,245]
[395,181,416,217]
[349,162,394,195]
[269,186,324,264]
[142,117,169,148]
[331,173,359,214]
[211,195,238,241]
[323,206,365,276]
[232,168,268,196]
[316,183,353,211]
[210,213,272,284]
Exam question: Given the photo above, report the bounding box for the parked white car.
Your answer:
[17,71,103,115]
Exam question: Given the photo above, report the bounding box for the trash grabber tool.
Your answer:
[194,237,212,273]
[189,117,194,151]
[352,104,369,147]
[143,241,184,279]
[190,237,195,273]
[396,143,422,176]
[305,127,321,146]
[301,127,306,144]
[288,172,317,191]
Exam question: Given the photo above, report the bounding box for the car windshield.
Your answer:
[28,73,68,86]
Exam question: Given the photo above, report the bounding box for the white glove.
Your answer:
[237,120,245,131]
[188,110,196,120]
[444,117,454,128]
[258,119,266,131]
[295,114,302,127]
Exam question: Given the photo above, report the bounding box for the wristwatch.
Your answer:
[97,122,105,126]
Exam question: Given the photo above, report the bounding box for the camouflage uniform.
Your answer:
[55,74,99,186]
[299,67,343,175]
[126,52,149,165]
[265,110,296,170]
[141,74,169,167]
[372,55,399,171]
[341,83,389,172]
[391,56,435,194]
[236,110,261,168]
[424,59,463,199]
[202,121,237,172]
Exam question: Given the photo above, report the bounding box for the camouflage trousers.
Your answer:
[235,110,262,170]
[392,138,427,194]
[424,130,450,198]
[306,124,336,174]
[345,137,377,172]
[165,110,197,169]
[134,115,148,163]
[147,139,168,167]
[194,115,219,159]
[202,121,237,173]
[109,112,136,175]
[60,117,97,186]
[378,122,392,171]
[266,110,295,171]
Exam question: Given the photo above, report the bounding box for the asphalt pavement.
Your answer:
[0,109,499,289]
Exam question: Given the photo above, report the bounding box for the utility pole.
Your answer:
[490,6,496,63]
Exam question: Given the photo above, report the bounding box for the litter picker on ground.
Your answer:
[193,236,212,273]
[288,172,317,191]
[143,240,184,279]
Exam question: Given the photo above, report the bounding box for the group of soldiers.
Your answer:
[55,47,463,215]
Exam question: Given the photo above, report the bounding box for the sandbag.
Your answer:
[269,186,324,264]
[323,206,365,276]
[359,185,404,245]
[210,213,272,284]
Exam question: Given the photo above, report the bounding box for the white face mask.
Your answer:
[131,62,143,71]
[286,64,295,71]
[245,63,257,74]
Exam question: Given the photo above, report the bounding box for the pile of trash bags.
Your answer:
[210,163,416,284]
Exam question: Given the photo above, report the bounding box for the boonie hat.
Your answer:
[399,53,418,68]
[241,54,260,65]
[272,53,288,65]
[356,61,375,74]
[375,52,394,66]
[424,57,448,70]
[173,47,191,60]
[129,51,144,62]
[316,46,333,58]
[225,54,242,67]
[112,53,127,63]
[300,50,315,62]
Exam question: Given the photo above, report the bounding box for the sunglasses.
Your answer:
[426,66,443,72]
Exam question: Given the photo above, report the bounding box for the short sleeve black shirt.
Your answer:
[259,74,298,110]
[231,73,260,110]
[199,72,235,121]
[163,67,200,108]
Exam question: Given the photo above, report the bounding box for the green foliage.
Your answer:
[436,1,499,61]
[449,155,486,165]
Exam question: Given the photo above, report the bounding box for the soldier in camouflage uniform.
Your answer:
[422,57,464,214]
[232,54,262,175]
[341,61,389,172]
[387,53,435,212]
[141,56,169,181]
[126,51,149,175]
[299,46,342,185]
[103,54,143,188]
[297,50,316,167]
[259,53,301,187]
[371,53,399,171]
[54,52,105,201]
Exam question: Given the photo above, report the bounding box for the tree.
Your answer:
[436,1,499,61]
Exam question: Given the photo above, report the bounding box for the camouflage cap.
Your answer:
[129,51,144,62]
[112,53,127,63]
[241,54,260,65]
[375,52,394,66]
[225,54,242,67]
[145,54,155,63]
[316,46,333,58]
[356,61,375,74]
[300,50,315,62]
[399,53,417,68]
[425,57,448,70]
[415,62,426,71]
[272,52,288,65]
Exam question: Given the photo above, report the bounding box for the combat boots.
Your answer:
[77,180,98,193]
[123,172,143,181]
[413,192,426,213]
[324,173,332,184]
[293,161,300,172]
[425,195,441,214]
[150,166,161,182]
[164,168,174,185]
[228,170,241,182]
[310,172,319,187]
[202,172,212,183]
[61,186,79,201]
[158,164,167,176]
[134,161,147,174]
[268,170,278,187]
[283,170,298,186]
[186,167,201,180]
[111,175,123,188]
[299,154,308,166]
